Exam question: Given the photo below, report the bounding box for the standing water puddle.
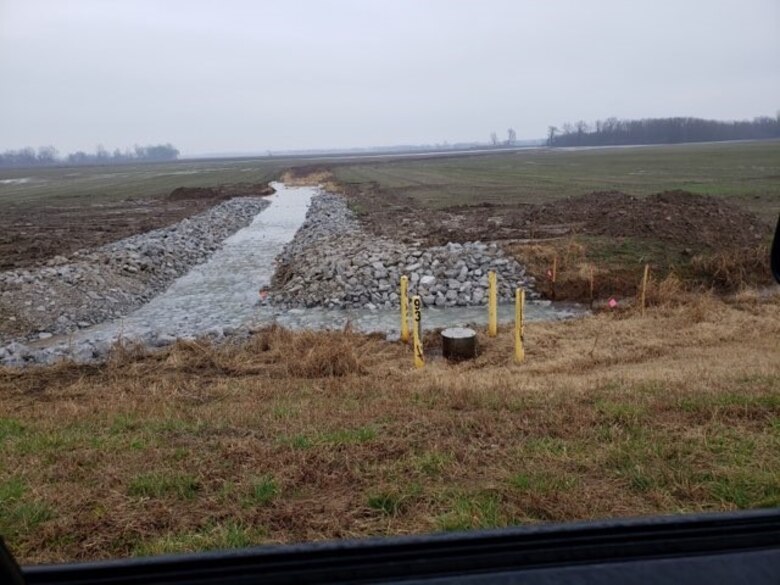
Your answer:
[59,182,586,350]
[253,301,584,340]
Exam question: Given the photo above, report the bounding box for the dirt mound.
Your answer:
[525,190,770,250]
[167,183,275,201]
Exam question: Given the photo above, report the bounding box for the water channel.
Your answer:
[64,183,585,350]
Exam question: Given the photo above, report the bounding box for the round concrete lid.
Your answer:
[441,327,477,339]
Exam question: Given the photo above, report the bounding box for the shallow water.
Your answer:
[250,300,584,340]
[0,177,34,185]
[71,182,316,344]
[57,182,586,349]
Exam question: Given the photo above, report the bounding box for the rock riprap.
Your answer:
[0,197,270,344]
[262,193,536,310]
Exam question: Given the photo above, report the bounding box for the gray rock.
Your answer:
[205,326,224,339]
[6,342,31,358]
[71,344,95,363]
[153,334,177,347]
[0,196,270,351]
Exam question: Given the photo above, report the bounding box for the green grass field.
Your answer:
[0,159,288,207]
[3,141,778,220]
[332,141,780,222]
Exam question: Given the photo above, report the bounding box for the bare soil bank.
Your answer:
[0,183,274,270]
[335,178,774,300]
[167,183,275,202]
[342,182,770,251]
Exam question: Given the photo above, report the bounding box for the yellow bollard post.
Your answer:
[400,275,410,343]
[640,263,650,315]
[514,288,525,363]
[412,295,424,368]
[589,264,595,309]
[488,271,498,337]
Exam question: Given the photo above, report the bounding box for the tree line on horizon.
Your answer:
[547,114,780,147]
[0,143,180,168]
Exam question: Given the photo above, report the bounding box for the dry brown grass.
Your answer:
[691,243,773,291]
[505,236,637,303]
[1,293,779,564]
[508,236,775,306]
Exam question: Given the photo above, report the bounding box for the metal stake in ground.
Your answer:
[515,288,525,364]
[412,295,424,369]
[488,271,498,337]
[640,263,650,315]
[400,275,410,343]
[589,264,595,310]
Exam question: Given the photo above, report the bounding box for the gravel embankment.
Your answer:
[263,193,537,310]
[0,197,269,352]
[1,191,540,368]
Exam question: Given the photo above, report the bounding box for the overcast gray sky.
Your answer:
[1,0,778,155]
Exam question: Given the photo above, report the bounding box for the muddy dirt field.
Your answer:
[333,178,776,301]
[0,183,274,270]
[340,181,772,251]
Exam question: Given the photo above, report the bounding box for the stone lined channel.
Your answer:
[5,183,586,365]
[6,183,315,363]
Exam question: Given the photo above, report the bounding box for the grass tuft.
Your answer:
[0,418,25,443]
[437,493,508,532]
[510,472,579,494]
[133,522,266,557]
[245,476,279,507]
[0,477,54,540]
[367,492,404,516]
[128,473,200,500]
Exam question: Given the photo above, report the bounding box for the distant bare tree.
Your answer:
[547,126,558,146]
[96,144,109,162]
[575,121,589,145]
[36,146,57,164]
[507,128,517,145]
[0,143,180,168]
[549,115,780,147]
[67,151,89,164]
[490,132,498,146]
